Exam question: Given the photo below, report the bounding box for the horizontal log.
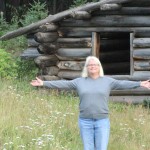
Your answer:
[100,50,130,63]
[39,75,60,81]
[70,11,91,20]
[39,23,58,32]
[123,0,150,7]
[133,38,150,48]
[34,32,59,43]
[56,54,86,61]
[57,37,91,43]
[43,66,59,75]
[59,27,150,34]
[61,16,150,27]
[57,61,85,70]
[27,38,39,47]
[57,48,91,57]
[37,43,57,54]
[110,96,150,104]
[34,55,58,68]
[92,7,150,15]
[20,48,41,59]
[134,61,150,71]
[109,75,150,81]
[58,42,92,48]
[133,71,150,77]
[58,30,92,37]
[135,31,150,38]
[111,88,150,95]
[59,28,130,38]
[103,62,130,74]
[58,70,81,79]
[133,49,150,60]
[100,3,121,11]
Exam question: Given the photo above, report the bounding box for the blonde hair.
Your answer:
[81,56,104,77]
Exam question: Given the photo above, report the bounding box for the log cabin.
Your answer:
[1,0,150,103]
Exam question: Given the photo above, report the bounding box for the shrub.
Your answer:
[0,49,17,79]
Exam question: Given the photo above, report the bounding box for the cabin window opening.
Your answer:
[98,32,130,75]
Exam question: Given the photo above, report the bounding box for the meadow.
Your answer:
[0,79,150,150]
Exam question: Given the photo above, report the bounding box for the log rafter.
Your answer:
[0,0,131,41]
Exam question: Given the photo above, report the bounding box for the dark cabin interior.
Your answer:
[99,32,130,75]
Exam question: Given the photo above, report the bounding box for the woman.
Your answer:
[31,56,150,150]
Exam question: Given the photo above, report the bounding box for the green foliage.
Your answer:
[143,99,150,109]
[0,49,17,79]
[15,58,38,80]
[20,0,48,26]
[71,0,88,7]
[0,1,48,80]
[0,80,150,149]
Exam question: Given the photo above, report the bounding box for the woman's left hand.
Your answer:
[140,80,150,89]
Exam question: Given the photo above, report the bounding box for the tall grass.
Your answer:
[0,79,150,150]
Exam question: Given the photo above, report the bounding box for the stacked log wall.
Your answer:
[21,3,150,84]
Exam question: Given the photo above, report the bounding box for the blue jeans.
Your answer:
[78,118,110,150]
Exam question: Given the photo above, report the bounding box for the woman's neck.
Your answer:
[89,74,100,79]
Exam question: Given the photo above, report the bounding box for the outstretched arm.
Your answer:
[30,77,78,89]
[140,80,150,89]
[30,77,43,86]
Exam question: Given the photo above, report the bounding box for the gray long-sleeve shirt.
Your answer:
[43,76,140,119]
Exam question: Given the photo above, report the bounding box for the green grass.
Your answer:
[0,79,150,150]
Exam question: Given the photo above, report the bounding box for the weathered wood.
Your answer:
[0,0,130,40]
[57,37,91,43]
[37,43,57,54]
[133,49,150,60]
[27,38,39,47]
[109,75,150,81]
[56,54,85,61]
[59,28,129,38]
[123,0,150,7]
[57,61,85,70]
[100,3,121,11]
[100,50,129,63]
[59,27,150,33]
[130,33,134,75]
[43,66,59,75]
[34,55,58,68]
[133,71,150,77]
[20,48,42,59]
[61,16,150,27]
[70,11,91,20]
[58,30,92,37]
[134,61,150,71]
[110,96,149,104]
[92,32,100,57]
[39,23,58,32]
[58,70,81,79]
[93,7,150,15]
[40,75,60,81]
[133,38,150,48]
[135,31,150,38]
[58,42,92,48]
[34,32,59,43]
[111,88,150,95]
[57,48,91,57]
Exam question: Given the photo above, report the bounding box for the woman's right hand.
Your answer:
[30,77,43,86]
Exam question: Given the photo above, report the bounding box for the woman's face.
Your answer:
[87,59,100,76]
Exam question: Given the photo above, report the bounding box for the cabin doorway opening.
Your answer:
[98,32,130,75]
